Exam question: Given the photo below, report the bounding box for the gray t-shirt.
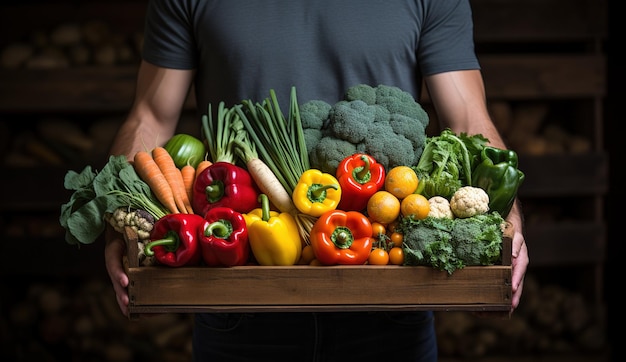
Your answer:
[142,0,479,111]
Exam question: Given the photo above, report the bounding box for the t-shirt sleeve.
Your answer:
[417,0,480,76]
[142,0,198,70]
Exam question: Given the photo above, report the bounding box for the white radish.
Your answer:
[245,157,297,215]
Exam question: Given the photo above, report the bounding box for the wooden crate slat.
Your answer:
[124,227,513,317]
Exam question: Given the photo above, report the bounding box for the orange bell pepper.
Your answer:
[309,209,374,265]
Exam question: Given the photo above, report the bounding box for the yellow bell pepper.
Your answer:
[293,169,342,217]
[244,194,302,266]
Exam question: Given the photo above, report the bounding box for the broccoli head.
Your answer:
[308,135,358,174]
[344,83,377,104]
[300,99,331,130]
[300,99,332,153]
[306,83,430,173]
[329,100,376,144]
[363,122,416,169]
[450,212,504,266]
[399,216,462,274]
[374,84,430,129]
[303,128,324,155]
[398,213,504,273]
[388,113,427,158]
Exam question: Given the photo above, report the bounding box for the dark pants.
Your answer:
[192,311,437,362]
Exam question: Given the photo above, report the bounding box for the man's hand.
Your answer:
[507,203,529,314]
[104,226,130,317]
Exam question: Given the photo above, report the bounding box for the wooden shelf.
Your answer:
[480,55,606,100]
[525,222,606,266]
[517,153,609,197]
[0,67,139,113]
[471,0,607,43]
[0,67,199,113]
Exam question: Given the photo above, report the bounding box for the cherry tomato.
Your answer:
[368,248,390,265]
[387,220,399,233]
[390,232,403,247]
[371,222,386,237]
[388,247,404,265]
[309,258,324,266]
[298,245,316,265]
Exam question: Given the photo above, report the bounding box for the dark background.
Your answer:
[604,0,620,360]
[0,1,620,361]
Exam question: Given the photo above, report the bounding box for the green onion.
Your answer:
[235,87,310,195]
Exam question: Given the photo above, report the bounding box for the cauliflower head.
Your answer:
[427,196,455,219]
[449,186,489,218]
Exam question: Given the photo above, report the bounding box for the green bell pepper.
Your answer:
[471,146,524,218]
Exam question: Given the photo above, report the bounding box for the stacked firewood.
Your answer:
[488,101,591,156]
[0,20,142,69]
[1,277,193,362]
[435,275,607,359]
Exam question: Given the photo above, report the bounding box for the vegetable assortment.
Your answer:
[60,84,523,272]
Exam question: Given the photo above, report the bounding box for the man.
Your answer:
[106,1,529,360]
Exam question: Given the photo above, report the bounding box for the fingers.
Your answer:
[104,230,130,317]
[510,236,529,313]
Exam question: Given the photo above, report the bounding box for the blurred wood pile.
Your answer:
[435,275,607,359]
[1,117,122,168]
[0,277,192,362]
[0,20,142,69]
[489,101,591,156]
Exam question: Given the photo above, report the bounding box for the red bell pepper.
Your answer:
[192,161,260,216]
[199,207,250,267]
[336,154,385,212]
[144,213,204,267]
[309,209,374,265]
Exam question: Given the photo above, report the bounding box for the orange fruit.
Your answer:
[367,190,401,225]
[400,193,431,220]
[384,166,419,199]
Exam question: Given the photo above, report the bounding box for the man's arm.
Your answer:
[424,69,529,312]
[106,61,195,316]
[110,60,195,158]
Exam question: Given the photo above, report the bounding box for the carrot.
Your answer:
[195,157,212,182]
[193,158,212,192]
[181,162,196,204]
[152,146,194,214]
[133,150,179,214]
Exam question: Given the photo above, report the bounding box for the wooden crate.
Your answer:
[124,225,513,319]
